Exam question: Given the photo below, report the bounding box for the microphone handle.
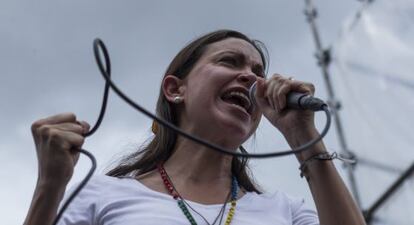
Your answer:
[249,82,327,111]
[287,92,326,111]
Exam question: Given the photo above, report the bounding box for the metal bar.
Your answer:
[363,162,414,223]
[303,0,362,207]
[357,157,403,174]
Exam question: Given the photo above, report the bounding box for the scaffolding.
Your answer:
[303,0,414,223]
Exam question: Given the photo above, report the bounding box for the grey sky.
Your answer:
[332,1,414,223]
[1,0,412,224]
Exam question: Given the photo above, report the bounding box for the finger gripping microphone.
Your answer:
[249,82,327,111]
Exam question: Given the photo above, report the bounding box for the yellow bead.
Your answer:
[224,199,237,224]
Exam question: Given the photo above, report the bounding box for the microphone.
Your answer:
[249,82,327,111]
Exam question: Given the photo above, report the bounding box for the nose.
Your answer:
[237,72,257,87]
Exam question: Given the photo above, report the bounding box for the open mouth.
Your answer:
[221,90,252,114]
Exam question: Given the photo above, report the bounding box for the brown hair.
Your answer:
[107,29,268,193]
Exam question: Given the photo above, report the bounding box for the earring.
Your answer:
[173,96,183,103]
[151,121,158,134]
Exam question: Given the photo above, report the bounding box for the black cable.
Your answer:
[52,38,332,225]
[52,150,96,225]
[52,39,111,225]
[93,38,332,158]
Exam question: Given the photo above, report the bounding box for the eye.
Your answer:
[219,56,238,66]
[252,65,265,78]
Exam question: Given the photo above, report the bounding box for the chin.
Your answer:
[219,121,253,143]
[213,111,251,132]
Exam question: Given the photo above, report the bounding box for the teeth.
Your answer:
[225,91,251,111]
[230,103,247,111]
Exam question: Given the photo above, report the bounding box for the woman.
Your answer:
[24,30,366,225]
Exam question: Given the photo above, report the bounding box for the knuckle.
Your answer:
[38,125,52,137]
[70,135,84,150]
[31,121,42,133]
[271,74,282,80]
[84,122,91,130]
[277,87,285,96]
[56,140,71,150]
[75,124,84,133]
[309,83,315,90]
[279,83,290,93]
[307,83,316,92]
[279,76,292,85]
[48,133,69,149]
[66,113,77,121]
[48,129,60,140]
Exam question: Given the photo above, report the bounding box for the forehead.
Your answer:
[203,38,263,65]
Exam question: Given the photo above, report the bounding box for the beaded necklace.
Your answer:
[179,189,230,225]
[157,164,238,225]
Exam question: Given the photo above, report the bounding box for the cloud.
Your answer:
[333,0,414,223]
[2,0,376,224]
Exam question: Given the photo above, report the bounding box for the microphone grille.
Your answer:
[249,82,257,106]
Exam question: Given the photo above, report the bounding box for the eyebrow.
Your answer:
[215,50,264,71]
[214,51,265,75]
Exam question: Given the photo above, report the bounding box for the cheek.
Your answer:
[187,67,230,95]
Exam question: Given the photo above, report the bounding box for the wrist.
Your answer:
[284,127,327,162]
[36,177,67,196]
[24,179,67,225]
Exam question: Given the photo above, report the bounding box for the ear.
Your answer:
[162,75,185,103]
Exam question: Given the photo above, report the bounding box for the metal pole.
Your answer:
[363,162,414,223]
[303,0,362,207]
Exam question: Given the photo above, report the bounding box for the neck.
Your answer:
[163,135,236,185]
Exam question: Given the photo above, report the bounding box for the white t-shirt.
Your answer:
[58,175,319,225]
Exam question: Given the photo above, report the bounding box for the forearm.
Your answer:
[286,129,366,225]
[23,179,66,225]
